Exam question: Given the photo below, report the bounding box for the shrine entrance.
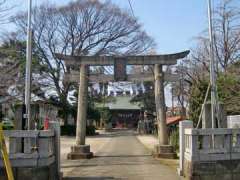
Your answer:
[56,50,189,159]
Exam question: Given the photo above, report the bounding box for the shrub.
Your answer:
[86,125,96,136]
[61,125,96,136]
[61,125,76,136]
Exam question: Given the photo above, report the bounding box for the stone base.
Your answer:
[153,145,177,159]
[67,145,93,160]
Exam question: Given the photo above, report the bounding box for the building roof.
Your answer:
[166,116,185,125]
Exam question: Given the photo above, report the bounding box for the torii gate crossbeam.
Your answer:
[55,51,189,66]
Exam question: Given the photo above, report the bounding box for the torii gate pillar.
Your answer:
[154,64,168,145]
[153,64,176,159]
[67,65,93,159]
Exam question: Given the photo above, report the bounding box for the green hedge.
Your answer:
[61,125,96,136]
[61,125,76,136]
[169,128,179,153]
[86,125,96,136]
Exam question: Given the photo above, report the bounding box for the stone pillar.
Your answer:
[30,104,39,129]
[14,104,25,130]
[218,103,227,128]
[227,115,240,128]
[178,120,193,176]
[14,104,39,130]
[12,104,25,154]
[153,64,176,159]
[202,103,212,128]
[67,65,93,159]
[202,102,226,128]
[0,103,3,120]
[49,121,62,179]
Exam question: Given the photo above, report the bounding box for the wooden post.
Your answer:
[154,64,168,145]
[76,65,88,146]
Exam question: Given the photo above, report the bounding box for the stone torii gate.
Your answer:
[56,50,190,159]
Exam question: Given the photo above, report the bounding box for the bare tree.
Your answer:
[0,34,47,104]
[0,56,19,100]
[0,0,21,103]
[191,0,240,74]
[214,0,240,71]
[12,0,155,123]
[0,0,14,24]
[179,0,240,120]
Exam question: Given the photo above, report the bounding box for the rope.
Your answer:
[196,83,210,128]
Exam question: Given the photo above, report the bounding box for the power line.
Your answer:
[127,0,135,17]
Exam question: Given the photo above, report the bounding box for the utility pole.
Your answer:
[171,87,174,116]
[207,0,217,129]
[180,62,185,117]
[25,0,33,130]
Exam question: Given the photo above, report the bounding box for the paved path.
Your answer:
[62,130,181,180]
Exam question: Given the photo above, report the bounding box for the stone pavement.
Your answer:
[61,130,182,180]
[137,134,180,171]
[61,130,111,161]
[136,134,158,151]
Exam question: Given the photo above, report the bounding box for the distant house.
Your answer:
[166,106,186,117]
[104,97,185,128]
[166,106,186,126]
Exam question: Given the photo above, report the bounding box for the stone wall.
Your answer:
[227,115,240,128]
[184,159,240,180]
[0,164,57,180]
[0,123,61,180]
[183,128,240,180]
